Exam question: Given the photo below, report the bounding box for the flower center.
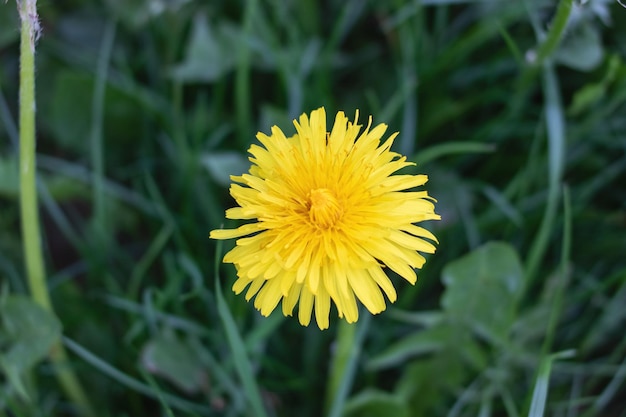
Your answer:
[308,188,343,229]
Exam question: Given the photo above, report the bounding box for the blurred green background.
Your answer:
[1,0,625,416]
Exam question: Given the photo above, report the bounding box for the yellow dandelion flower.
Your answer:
[210,107,440,330]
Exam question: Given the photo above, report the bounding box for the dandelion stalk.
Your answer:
[17,1,94,415]
[18,0,48,312]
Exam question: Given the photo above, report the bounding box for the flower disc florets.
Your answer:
[210,107,440,329]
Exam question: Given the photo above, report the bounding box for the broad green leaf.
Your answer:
[555,22,603,72]
[140,332,206,394]
[441,241,523,342]
[170,15,239,83]
[0,296,62,399]
[344,389,409,417]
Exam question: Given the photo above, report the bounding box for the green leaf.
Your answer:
[0,296,62,400]
[170,15,239,83]
[555,22,603,72]
[140,332,206,394]
[441,241,523,343]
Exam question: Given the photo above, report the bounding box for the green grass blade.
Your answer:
[524,63,565,286]
[90,20,116,249]
[326,313,371,417]
[528,350,575,417]
[37,155,160,217]
[128,222,174,299]
[63,337,212,414]
[528,356,551,417]
[527,186,572,416]
[581,355,626,417]
[548,185,571,347]
[214,279,269,417]
[63,337,213,415]
[413,141,495,166]
[138,367,178,417]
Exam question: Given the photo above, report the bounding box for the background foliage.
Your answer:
[1,0,625,416]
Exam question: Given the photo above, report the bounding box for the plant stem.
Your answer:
[17,2,95,416]
[19,0,49,312]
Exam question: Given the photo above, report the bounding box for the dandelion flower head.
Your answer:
[210,107,440,329]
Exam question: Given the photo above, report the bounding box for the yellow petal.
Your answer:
[368,266,397,302]
[254,277,282,316]
[210,223,263,240]
[282,283,301,317]
[314,285,331,330]
[348,268,386,314]
[298,287,314,326]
